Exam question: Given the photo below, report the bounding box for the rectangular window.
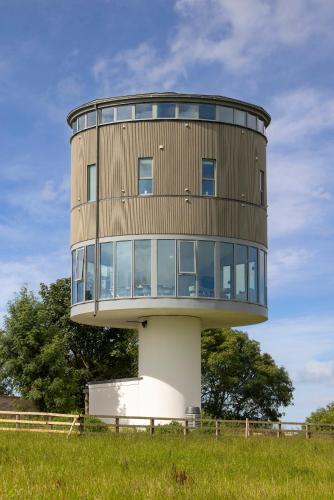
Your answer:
[257,118,265,134]
[134,240,151,296]
[138,158,153,195]
[234,109,246,127]
[199,104,215,120]
[248,247,258,303]
[74,247,85,303]
[85,245,95,301]
[77,114,86,131]
[157,102,176,118]
[217,106,234,124]
[71,251,77,304]
[259,170,265,206]
[100,107,114,124]
[116,241,132,298]
[259,250,266,305]
[178,241,196,296]
[235,244,247,301]
[202,159,216,196]
[220,242,233,300]
[198,241,215,297]
[157,240,176,296]
[87,164,97,202]
[116,105,132,121]
[100,242,113,299]
[87,111,96,127]
[72,119,77,134]
[135,103,153,119]
[247,113,257,130]
[178,103,198,119]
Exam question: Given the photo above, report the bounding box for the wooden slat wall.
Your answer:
[71,121,267,246]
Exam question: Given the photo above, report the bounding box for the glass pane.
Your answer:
[248,247,258,303]
[178,274,196,297]
[116,105,132,121]
[217,106,234,124]
[75,247,84,281]
[77,280,84,303]
[100,242,113,299]
[234,109,246,126]
[199,104,215,120]
[259,250,265,305]
[202,160,215,179]
[178,103,198,119]
[139,179,152,195]
[157,102,176,118]
[198,241,215,297]
[247,113,257,130]
[134,240,151,296]
[85,245,95,300]
[87,111,96,127]
[220,243,233,299]
[157,240,176,296]
[235,244,247,301]
[87,165,96,202]
[78,114,86,131]
[100,107,114,124]
[116,241,132,298]
[257,118,264,134]
[179,241,195,273]
[71,251,77,304]
[139,159,152,178]
[135,103,153,119]
[72,119,77,134]
[202,179,215,196]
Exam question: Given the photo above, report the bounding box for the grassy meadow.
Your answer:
[0,432,334,499]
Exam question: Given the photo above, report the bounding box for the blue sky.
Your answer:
[1,0,334,421]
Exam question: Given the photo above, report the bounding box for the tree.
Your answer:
[306,402,334,424]
[201,328,293,420]
[0,279,137,412]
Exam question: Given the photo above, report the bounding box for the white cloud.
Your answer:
[299,360,334,384]
[40,176,69,202]
[268,247,314,291]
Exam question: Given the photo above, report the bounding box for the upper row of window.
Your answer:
[71,102,266,135]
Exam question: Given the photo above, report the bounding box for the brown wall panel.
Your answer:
[71,129,96,206]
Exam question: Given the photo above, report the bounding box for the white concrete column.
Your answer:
[138,316,201,419]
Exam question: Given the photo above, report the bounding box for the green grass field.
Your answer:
[0,432,333,499]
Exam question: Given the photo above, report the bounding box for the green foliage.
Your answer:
[83,415,109,433]
[201,328,294,420]
[306,402,334,424]
[0,279,137,412]
[153,421,184,434]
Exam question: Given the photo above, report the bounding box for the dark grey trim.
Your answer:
[87,377,143,385]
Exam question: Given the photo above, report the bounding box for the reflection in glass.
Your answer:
[100,107,114,124]
[157,240,176,296]
[85,245,95,300]
[178,103,198,119]
[198,241,214,297]
[235,244,247,301]
[179,241,195,273]
[259,250,265,305]
[202,159,215,196]
[248,247,258,303]
[116,105,132,121]
[199,104,215,120]
[100,242,113,299]
[178,274,196,297]
[87,111,96,127]
[87,164,96,202]
[134,240,151,296]
[157,103,176,118]
[71,251,77,304]
[234,109,246,126]
[135,103,153,119]
[247,113,257,130]
[72,119,77,133]
[116,241,132,297]
[257,118,265,134]
[217,106,234,123]
[78,114,86,131]
[220,243,233,299]
[138,159,153,195]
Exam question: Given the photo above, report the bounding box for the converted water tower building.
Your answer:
[67,93,270,419]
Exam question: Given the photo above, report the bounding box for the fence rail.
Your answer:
[1,411,334,439]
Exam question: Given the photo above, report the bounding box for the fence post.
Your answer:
[306,424,311,440]
[277,422,282,438]
[184,419,189,437]
[115,417,120,434]
[150,418,155,436]
[16,414,20,430]
[78,415,84,435]
[215,420,220,438]
[245,418,250,438]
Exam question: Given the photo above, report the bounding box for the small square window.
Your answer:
[157,103,176,118]
[116,105,132,121]
[247,113,257,130]
[199,104,215,120]
[234,109,246,126]
[87,111,96,127]
[217,106,234,124]
[100,107,114,124]
[135,103,153,119]
[178,103,198,119]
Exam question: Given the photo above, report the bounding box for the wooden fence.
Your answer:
[1,411,334,439]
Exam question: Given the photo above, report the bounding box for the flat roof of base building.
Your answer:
[67,92,271,127]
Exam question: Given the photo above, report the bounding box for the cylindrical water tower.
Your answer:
[67,93,270,419]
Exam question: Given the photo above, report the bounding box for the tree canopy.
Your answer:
[202,328,294,420]
[0,279,293,419]
[306,402,334,424]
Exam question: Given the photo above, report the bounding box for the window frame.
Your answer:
[138,158,153,196]
[259,169,265,207]
[201,159,216,197]
[87,164,97,202]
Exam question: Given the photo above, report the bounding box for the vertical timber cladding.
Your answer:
[70,120,267,246]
